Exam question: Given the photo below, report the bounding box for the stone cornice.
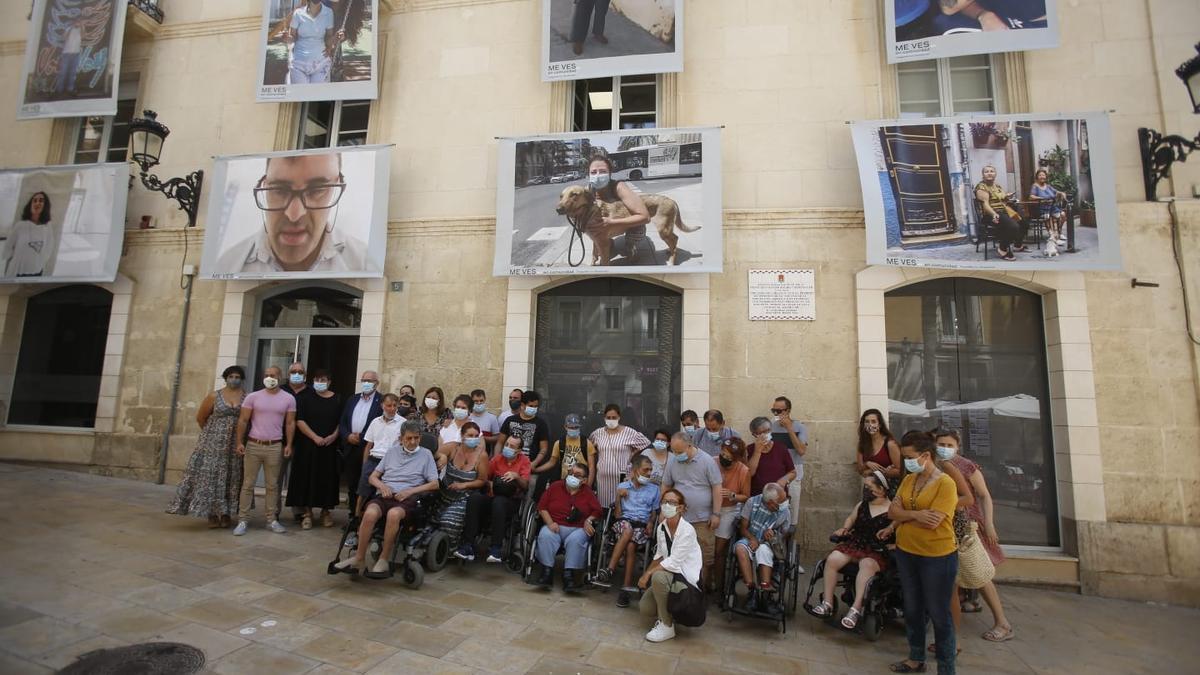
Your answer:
[122,227,206,247]
[158,16,260,41]
[725,208,864,229]
[0,41,23,57]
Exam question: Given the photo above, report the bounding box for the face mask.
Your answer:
[706,430,720,441]
[636,474,652,486]
[262,377,279,389]
[864,423,879,435]
[862,487,876,502]
[425,397,439,409]
[565,475,582,489]
[652,439,668,451]
[567,429,581,439]
[502,446,518,459]
[452,408,468,420]
[904,457,923,474]
[588,172,611,190]
[772,415,780,423]
[936,445,957,461]
[524,406,538,416]
[660,503,679,519]
[361,381,376,394]
[757,432,772,443]
[682,425,695,434]
[509,399,521,411]
[397,406,412,417]
[674,451,689,463]
[719,456,733,468]
[382,411,396,421]
[473,403,487,414]
[402,443,419,454]
[289,373,304,385]
[604,419,619,429]
[226,377,242,388]
[464,437,481,449]
[313,382,328,393]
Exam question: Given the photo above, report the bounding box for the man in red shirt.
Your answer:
[456,435,532,563]
[532,462,602,592]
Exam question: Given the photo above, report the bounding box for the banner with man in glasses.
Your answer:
[200,145,390,280]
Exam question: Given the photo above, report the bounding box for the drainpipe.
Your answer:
[157,265,196,484]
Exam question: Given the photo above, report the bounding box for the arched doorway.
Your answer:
[885,277,1058,548]
[533,278,682,437]
[251,283,362,394]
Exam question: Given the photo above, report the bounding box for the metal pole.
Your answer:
[157,271,195,484]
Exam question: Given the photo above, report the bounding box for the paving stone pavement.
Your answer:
[0,463,1197,674]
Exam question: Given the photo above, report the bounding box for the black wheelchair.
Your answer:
[802,535,904,641]
[326,491,450,589]
[720,516,802,634]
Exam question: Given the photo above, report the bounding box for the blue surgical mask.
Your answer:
[706,430,720,441]
[904,457,923,473]
[565,475,583,489]
[502,446,518,460]
[313,381,328,393]
[652,439,668,451]
[464,437,481,449]
[588,172,610,190]
[936,445,957,461]
[225,377,242,388]
[682,425,695,434]
[636,475,652,486]
[452,408,469,420]
[524,406,538,416]
[289,373,304,385]
[674,451,689,463]
[567,429,581,439]
[473,403,487,414]
[361,381,376,394]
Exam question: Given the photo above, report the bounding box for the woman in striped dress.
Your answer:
[588,404,651,507]
[434,422,490,548]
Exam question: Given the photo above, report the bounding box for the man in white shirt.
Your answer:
[339,370,382,515]
[355,393,403,515]
[468,388,500,451]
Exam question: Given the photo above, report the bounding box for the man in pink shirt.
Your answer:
[234,365,296,535]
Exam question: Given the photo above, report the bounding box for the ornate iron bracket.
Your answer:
[1138,127,1200,202]
[139,169,204,227]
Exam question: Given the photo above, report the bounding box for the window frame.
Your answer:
[68,77,140,165]
[295,99,374,149]
[895,55,1005,118]
[571,74,661,131]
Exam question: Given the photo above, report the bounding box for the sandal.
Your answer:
[840,607,861,629]
[810,600,833,617]
[321,511,334,528]
[982,626,1014,642]
[889,661,926,673]
[301,515,313,530]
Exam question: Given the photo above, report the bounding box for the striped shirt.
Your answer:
[589,425,651,507]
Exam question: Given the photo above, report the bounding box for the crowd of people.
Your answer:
[168,366,1012,669]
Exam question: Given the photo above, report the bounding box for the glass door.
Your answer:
[253,335,309,389]
[250,285,362,394]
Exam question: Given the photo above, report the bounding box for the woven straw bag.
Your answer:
[956,521,995,590]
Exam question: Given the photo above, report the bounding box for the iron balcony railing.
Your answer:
[130,0,164,24]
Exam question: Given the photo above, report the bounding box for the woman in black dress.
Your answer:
[287,369,342,529]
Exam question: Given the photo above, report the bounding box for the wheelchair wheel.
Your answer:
[424,530,450,572]
[863,613,882,641]
[505,550,524,574]
[402,560,424,588]
[785,571,799,616]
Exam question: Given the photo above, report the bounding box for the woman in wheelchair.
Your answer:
[733,483,791,613]
[457,434,531,562]
[811,470,895,628]
[595,455,661,607]
[334,421,439,577]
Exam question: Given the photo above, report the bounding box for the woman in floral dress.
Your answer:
[167,366,247,527]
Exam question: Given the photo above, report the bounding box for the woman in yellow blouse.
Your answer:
[888,431,959,674]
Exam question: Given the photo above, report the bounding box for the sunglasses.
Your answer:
[770,408,786,414]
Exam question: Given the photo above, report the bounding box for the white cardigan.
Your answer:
[655,518,702,586]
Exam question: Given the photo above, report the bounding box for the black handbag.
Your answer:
[659,523,707,627]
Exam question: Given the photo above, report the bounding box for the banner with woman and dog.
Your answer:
[494,127,722,276]
[256,0,378,102]
[849,111,1120,271]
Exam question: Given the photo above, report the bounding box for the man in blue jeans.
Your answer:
[570,0,610,56]
[532,462,603,592]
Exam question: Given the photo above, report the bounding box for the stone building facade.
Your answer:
[0,0,1197,606]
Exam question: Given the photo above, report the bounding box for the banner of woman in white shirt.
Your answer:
[16,0,129,120]
[256,0,379,102]
[0,163,127,283]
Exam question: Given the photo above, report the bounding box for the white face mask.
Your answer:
[660,503,679,519]
[262,376,279,389]
[452,408,469,420]
[604,419,619,429]
[936,445,957,461]
[588,171,611,190]
[425,397,439,409]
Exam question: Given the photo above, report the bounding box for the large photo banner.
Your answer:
[0,163,127,283]
[495,127,722,276]
[256,0,379,102]
[16,0,129,120]
[542,0,682,81]
[200,145,390,280]
[886,0,1059,63]
[851,112,1120,271]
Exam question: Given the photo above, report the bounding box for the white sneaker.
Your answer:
[645,620,675,642]
[371,558,390,575]
[232,521,248,536]
[268,520,287,534]
[333,558,361,572]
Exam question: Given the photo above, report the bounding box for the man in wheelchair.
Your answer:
[533,462,603,592]
[595,455,661,607]
[334,420,439,577]
[733,483,791,613]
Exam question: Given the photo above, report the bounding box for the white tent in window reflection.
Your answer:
[887,393,1041,419]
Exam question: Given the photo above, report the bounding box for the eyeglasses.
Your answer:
[770,408,786,414]
[253,182,346,211]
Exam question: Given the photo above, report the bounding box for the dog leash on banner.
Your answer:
[565,195,597,268]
